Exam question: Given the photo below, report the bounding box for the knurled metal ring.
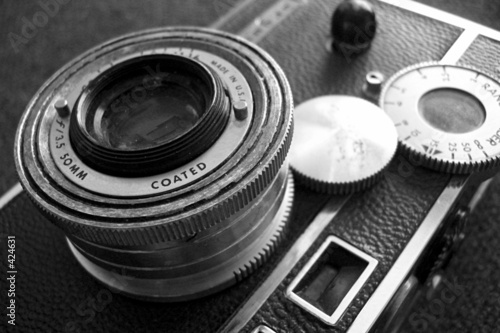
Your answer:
[16,27,293,246]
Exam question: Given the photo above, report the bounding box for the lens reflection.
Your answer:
[100,83,204,150]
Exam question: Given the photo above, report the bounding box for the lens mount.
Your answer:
[70,54,230,177]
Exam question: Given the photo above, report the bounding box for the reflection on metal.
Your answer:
[362,71,385,101]
[251,325,277,333]
[373,275,421,333]
[238,0,308,43]
[440,30,478,64]
[210,0,257,30]
[0,183,22,210]
[469,178,493,210]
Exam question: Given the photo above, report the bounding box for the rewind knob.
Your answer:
[289,95,398,194]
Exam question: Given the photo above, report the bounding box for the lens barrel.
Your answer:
[15,28,294,301]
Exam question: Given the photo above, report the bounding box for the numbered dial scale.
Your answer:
[380,63,500,174]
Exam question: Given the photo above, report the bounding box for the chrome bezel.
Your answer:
[286,235,378,326]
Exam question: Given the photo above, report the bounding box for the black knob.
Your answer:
[331,0,377,55]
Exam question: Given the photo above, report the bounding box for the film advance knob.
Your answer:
[289,95,398,194]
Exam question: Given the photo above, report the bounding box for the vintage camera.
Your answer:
[5,0,500,332]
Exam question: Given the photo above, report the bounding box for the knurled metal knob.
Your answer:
[290,95,398,194]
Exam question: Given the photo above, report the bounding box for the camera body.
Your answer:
[3,0,500,332]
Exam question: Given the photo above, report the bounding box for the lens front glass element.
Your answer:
[87,61,211,150]
[70,55,230,177]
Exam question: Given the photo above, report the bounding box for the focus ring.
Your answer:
[49,116,293,246]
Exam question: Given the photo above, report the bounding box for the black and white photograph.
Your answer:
[1,0,500,332]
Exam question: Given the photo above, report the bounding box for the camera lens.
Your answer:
[16,28,293,301]
[90,63,208,150]
[70,55,230,177]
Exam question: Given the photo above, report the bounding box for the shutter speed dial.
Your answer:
[381,63,500,174]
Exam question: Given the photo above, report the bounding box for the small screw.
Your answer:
[362,71,384,102]
[233,101,248,120]
[365,71,384,94]
[54,99,70,118]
